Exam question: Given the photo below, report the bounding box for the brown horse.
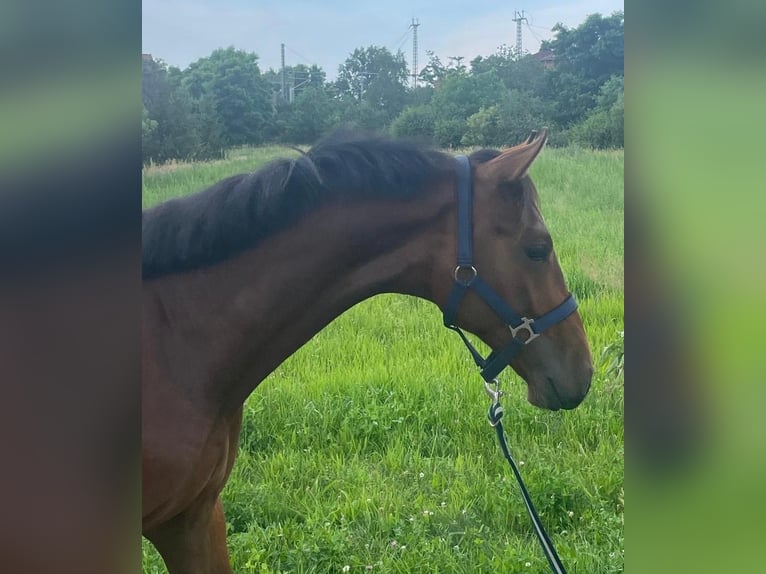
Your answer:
[141,129,592,573]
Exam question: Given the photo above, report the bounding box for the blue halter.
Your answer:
[442,155,578,382]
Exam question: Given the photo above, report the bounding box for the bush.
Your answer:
[461,90,550,148]
[390,106,435,140]
[434,117,467,148]
[569,89,623,149]
[283,86,338,144]
[461,105,503,147]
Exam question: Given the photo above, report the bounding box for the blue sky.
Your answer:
[142,0,624,78]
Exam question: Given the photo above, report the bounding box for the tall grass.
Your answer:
[142,144,624,573]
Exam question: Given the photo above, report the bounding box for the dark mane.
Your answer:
[142,131,465,279]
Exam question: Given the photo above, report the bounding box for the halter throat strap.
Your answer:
[442,155,578,382]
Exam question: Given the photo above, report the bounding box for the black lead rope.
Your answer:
[443,155,574,573]
[487,392,568,574]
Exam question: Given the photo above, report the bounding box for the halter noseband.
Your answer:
[442,155,578,383]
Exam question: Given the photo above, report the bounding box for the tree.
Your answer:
[264,64,327,103]
[541,11,624,126]
[595,74,624,110]
[568,74,623,148]
[192,94,227,159]
[430,70,506,120]
[183,47,274,147]
[434,118,468,148]
[334,46,410,129]
[543,12,624,86]
[141,57,199,163]
[461,90,551,148]
[298,64,326,90]
[471,47,548,96]
[142,106,158,156]
[283,86,338,144]
[390,105,435,140]
[418,50,448,88]
[461,105,503,148]
[426,70,506,146]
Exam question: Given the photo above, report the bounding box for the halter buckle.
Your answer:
[509,317,539,344]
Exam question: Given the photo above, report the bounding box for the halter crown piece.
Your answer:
[442,155,579,384]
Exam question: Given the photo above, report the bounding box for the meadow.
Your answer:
[142,143,624,573]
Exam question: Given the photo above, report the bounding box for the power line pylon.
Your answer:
[409,18,420,88]
[512,10,527,58]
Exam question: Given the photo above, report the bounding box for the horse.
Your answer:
[141,129,593,573]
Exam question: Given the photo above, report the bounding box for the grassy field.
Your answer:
[142,144,624,573]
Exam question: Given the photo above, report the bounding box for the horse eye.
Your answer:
[525,245,549,262]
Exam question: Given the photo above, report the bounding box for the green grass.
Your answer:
[142,145,624,573]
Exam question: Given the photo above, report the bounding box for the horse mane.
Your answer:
[142,130,503,279]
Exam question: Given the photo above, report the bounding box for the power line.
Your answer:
[392,27,411,53]
[284,44,316,67]
[525,22,544,44]
[526,12,552,31]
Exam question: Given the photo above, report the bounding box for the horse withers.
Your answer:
[141,129,592,573]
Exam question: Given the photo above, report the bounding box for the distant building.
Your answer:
[142,53,153,63]
[532,49,555,70]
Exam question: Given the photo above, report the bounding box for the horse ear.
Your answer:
[478,128,548,183]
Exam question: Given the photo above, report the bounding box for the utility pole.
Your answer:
[409,17,420,88]
[280,43,287,102]
[512,10,527,59]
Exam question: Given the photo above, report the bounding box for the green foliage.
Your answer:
[142,58,200,164]
[462,90,551,148]
[418,50,451,88]
[263,64,327,102]
[596,74,624,109]
[568,75,624,149]
[433,117,467,148]
[544,13,624,86]
[141,106,157,149]
[192,93,228,160]
[143,10,625,164]
[600,330,624,380]
[142,145,624,574]
[183,47,274,147]
[542,12,624,126]
[431,71,506,121]
[408,85,436,107]
[462,105,503,147]
[333,46,410,130]
[283,86,338,144]
[424,71,507,147]
[471,47,548,95]
[390,105,435,140]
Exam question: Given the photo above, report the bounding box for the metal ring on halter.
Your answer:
[509,317,540,344]
[454,264,477,286]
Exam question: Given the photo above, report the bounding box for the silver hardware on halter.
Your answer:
[484,378,503,405]
[509,317,539,344]
[453,264,478,286]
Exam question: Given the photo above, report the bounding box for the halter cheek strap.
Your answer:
[442,155,578,382]
[443,157,577,574]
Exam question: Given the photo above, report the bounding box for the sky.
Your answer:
[142,0,624,79]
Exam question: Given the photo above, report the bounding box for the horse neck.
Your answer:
[145,184,454,414]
